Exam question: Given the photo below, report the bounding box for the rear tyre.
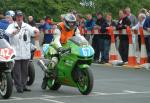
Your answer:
[27,61,35,86]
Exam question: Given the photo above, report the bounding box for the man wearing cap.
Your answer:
[5,10,39,93]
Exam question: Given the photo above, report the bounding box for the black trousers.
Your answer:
[13,59,29,91]
[119,35,129,62]
[92,35,101,61]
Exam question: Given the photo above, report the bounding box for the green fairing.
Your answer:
[44,36,94,95]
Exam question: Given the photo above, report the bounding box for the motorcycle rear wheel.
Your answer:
[27,61,35,86]
[76,68,93,95]
[0,72,13,99]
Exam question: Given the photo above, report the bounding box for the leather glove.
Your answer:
[57,47,65,53]
[57,47,71,54]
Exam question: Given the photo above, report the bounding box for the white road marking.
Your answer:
[124,90,138,93]
[124,90,150,94]
[94,78,150,82]
[40,98,65,103]
[93,92,129,95]
[42,95,81,98]
[93,90,150,96]
[0,97,23,102]
[11,97,22,99]
[1,90,150,102]
[41,95,56,98]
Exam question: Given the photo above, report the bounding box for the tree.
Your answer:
[0,0,150,21]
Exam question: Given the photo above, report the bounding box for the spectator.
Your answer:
[125,7,138,56]
[144,16,150,62]
[42,16,53,44]
[125,7,137,27]
[132,13,146,49]
[38,19,45,46]
[100,13,116,63]
[84,14,95,41]
[76,14,85,35]
[92,12,106,63]
[132,13,150,62]
[139,8,149,16]
[0,10,15,42]
[28,16,36,27]
[28,16,36,44]
[5,10,39,93]
[116,9,131,63]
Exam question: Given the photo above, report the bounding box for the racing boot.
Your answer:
[48,57,58,79]
[41,74,48,90]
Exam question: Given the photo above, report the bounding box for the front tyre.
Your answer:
[0,72,13,99]
[47,79,61,90]
[76,68,93,95]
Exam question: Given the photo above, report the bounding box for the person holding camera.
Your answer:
[5,10,39,93]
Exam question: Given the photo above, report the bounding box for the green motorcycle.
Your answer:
[39,36,94,95]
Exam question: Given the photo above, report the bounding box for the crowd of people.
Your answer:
[1,7,150,94]
[36,7,150,65]
[73,7,150,64]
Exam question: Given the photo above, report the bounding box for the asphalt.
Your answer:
[0,62,150,103]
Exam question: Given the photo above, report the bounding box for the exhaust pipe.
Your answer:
[38,59,49,73]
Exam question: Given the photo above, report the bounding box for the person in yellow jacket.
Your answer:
[40,13,82,89]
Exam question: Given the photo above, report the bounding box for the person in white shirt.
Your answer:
[132,13,146,30]
[5,10,39,93]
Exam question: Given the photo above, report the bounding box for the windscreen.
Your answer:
[69,36,88,46]
[0,39,11,48]
[0,29,11,48]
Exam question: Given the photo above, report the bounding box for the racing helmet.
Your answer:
[64,13,77,30]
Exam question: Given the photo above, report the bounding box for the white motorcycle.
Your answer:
[0,29,15,99]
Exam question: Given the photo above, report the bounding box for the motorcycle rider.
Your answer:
[40,13,82,89]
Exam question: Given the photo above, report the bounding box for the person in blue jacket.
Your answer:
[84,14,95,41]
[0,10,15,42]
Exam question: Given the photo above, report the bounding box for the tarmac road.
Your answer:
[0,62,150,103]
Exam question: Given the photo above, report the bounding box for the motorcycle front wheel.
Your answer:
[47,78,61,90]
[76,68,94,95]
[0,72,13,99]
